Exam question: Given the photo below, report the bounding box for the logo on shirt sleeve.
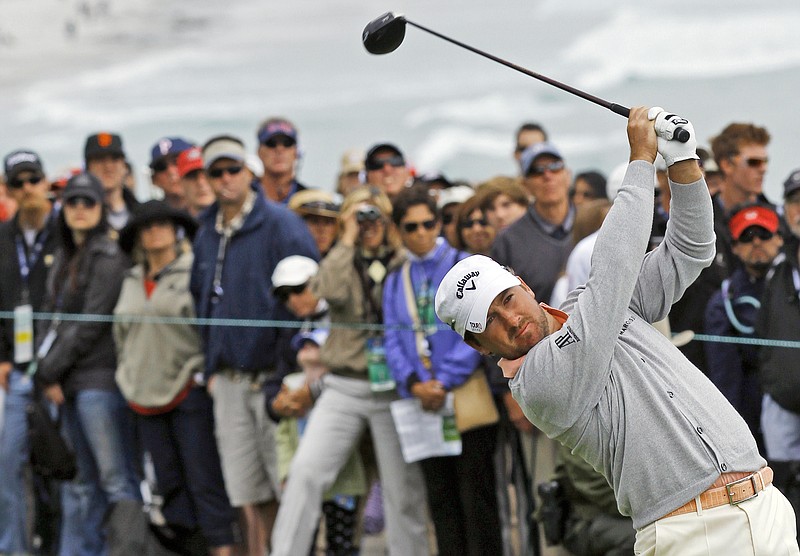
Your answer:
[554,325,580,349]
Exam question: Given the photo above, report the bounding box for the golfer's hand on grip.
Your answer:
[648,107,699,167]
[627,106,658,164]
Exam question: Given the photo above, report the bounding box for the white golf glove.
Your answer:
[647,107,699,167]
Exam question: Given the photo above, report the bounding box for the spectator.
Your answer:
[269,255,367,556]
[475,177,529,234]
[513,122,548,165]
[190,135,318,555]
[756,171,800,534]
[569,170,607,207]
[84,132,139,232]
[383,185,503,555]
[670,122,772,375]
[0,150,60,555]
[114,200,238,555]
[336,148,365,198]
[35,173,143,555]
[256,117,307,204]
[177,146,215,218]
[705,203,782,452]
[148,136,193,209]
[453,193,496,256]
[436,184,474,248]
[270,186,429,556]
[287,189,340,258]
[364,143,413,202]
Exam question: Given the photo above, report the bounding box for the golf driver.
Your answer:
[362,12,690,143]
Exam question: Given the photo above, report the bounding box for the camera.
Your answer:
[537,480,567,546]
[356,205,382,223]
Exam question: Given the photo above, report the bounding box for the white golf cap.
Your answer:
[435,254,521,338]
[271,255,319,290]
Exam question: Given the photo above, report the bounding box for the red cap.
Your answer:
[177,146,204,178]
[728,205,779,240]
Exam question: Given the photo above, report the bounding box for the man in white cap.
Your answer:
[190,134,318,555]
[435,107,798,554]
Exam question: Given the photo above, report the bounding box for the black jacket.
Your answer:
[36,233,128,395]
[756,236,800,413]
[0,210,61,365]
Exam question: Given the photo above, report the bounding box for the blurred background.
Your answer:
[1,0,798,199]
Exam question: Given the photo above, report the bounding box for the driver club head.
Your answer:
[362,12,407,55]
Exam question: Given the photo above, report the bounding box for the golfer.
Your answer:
[436,107,799,554]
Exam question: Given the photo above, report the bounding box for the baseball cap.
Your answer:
[257,119,297,145]
[4,150,45,183]
[365,143,404,167]
[435,254,521,338]
[340,148,365,175]
[437,185,475,210]
[783,169,800,199]
[149,137,193,169]
[84,132,125,161]
[202,136,247,169]
[520,142,563,176]
[728,204,779,241]
[177,146,204,178]
[288,189,340,218]
[62,172,105,204]
[271,255,319,291]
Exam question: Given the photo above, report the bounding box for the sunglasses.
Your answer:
[9,175,44,189]
[441,213,455,226]
[402,219,437,233]
[151,156,177,173]
[462,218,488,229]
[207,165,243,179]
[274,283,306,302]
[263,136,296,149]
[365,155,404,172]
[527,160,565,177]
[741,157,768,169]
[65,196,98,209]
[737,226,774,244]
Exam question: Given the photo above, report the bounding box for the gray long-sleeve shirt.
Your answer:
[510,160,764,529]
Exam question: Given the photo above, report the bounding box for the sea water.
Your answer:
[1,0,798,201]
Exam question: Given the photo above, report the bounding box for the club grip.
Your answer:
[673,127,690,143]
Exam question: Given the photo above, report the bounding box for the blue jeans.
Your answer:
[0,370,33,553]
[59,389,140,556]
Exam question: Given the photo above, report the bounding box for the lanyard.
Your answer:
[211,234,229,304]
[15,223,51,303]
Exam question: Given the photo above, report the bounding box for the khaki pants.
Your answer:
[634,485,800,555]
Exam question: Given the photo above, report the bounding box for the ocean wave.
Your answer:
[565,9,800,89]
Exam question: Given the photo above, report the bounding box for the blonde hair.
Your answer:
[339,186,401,250]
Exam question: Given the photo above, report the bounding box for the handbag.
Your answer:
[26,397,77,481]
[401,260,499,433]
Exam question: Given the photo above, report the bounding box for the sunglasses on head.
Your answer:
[365,155,404,172]
[462,217,488,229]
[263,136,296,149]
[737,226,774,244]
[65,196,98,209]
[527,160,565,177]
[9,174,44,189]
[274,283,306,303]
[207,165,243,179]
[402,219,437,233]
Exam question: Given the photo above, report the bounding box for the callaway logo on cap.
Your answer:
[435,255,521,338]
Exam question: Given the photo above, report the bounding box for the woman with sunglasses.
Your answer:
[34,173,143,555]
[271,186,429,556]
[382,185,503,556]
[452,193,497,256]
[114,200,238,555]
